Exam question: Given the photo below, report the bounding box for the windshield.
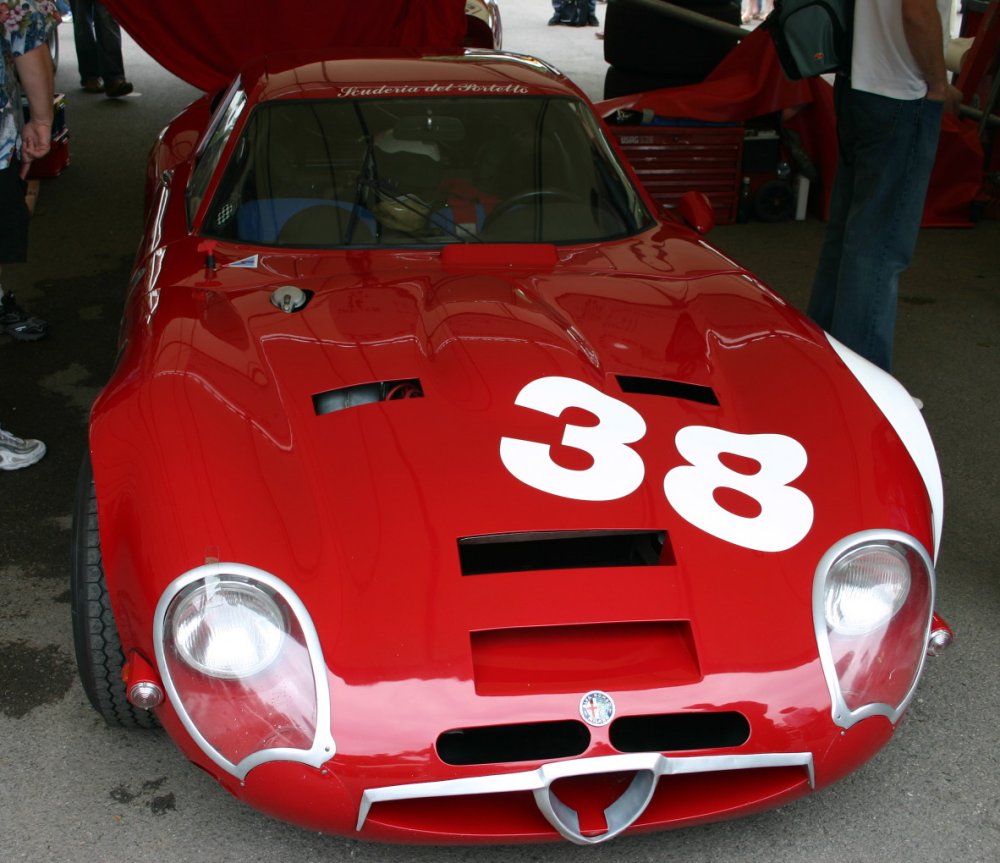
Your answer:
[202,96,652,247]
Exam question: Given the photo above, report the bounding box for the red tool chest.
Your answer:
[612,123,744,224]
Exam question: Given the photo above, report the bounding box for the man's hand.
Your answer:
[902,0,961,112]
[19,119,52,177]
[925,82,964,115]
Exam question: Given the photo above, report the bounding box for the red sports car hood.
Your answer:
[91,237,936,713]
[102,0,471,91]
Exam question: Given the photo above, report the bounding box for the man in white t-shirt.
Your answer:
[807,0,961,373]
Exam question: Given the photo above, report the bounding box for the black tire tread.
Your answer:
[70,456,158,729]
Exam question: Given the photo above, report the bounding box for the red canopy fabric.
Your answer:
[596,28,982,228]
[102,0,469,93]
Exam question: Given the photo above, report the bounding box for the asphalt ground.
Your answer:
[2,4,998,861]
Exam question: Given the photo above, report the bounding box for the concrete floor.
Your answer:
[1,3,998,861]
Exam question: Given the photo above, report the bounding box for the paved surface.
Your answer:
[2,4,998,861]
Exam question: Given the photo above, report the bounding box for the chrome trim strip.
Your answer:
[357,751,814,844]
[153,563,336,781]
[812,530,936,729]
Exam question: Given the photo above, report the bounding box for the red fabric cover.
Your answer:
[597,28,982,228]
[102,0,469,93]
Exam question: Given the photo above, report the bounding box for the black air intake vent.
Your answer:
[610,712,750,753]
[437,720,590,766]
[617,375,718,406]
[458,529,672,576]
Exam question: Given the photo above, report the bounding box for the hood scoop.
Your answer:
[313,379,423,415]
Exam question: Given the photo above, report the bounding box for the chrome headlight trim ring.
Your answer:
[153,562,336,780]
[813,530,936,729]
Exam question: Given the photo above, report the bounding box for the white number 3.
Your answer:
[499,376,646,502]
[500,377,814,552]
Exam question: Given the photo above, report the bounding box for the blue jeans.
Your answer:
[808,79,943,372]
[69,0,126,83]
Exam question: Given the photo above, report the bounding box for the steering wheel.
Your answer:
[482,188,582,233]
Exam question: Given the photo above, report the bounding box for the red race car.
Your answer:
[71,39,952,845]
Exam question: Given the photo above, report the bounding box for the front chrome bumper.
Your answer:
[359,750,815,844]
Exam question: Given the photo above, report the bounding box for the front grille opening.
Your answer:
[363,790,552,838]
[610,712,750,753]
[363,767,811,838]
[313,378,423,415]
[458,529,672,576]
[616,375,719,406]
[437,720,590,766]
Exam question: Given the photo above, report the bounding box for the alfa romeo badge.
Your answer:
[579,690,615,727]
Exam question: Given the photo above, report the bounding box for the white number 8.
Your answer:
[499,377,814,552]
[663,426,813,552]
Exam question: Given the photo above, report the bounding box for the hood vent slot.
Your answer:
[313,379,423,415]
[616,375,718,406]
[458,529,671,576]
[437,720,589,766]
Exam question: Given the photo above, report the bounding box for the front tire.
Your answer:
[70,454,158,728]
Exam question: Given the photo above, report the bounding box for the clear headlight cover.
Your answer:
[814,532,934,729]
[155,563,336,779]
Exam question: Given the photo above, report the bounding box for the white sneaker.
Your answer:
[0,426,47,470]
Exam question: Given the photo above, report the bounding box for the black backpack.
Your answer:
[768,0,855,80]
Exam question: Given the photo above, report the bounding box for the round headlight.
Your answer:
[170,578,287,678]
[824,544,911,636]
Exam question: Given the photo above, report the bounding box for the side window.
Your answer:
[186,83,248,226]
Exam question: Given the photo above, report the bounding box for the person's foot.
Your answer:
[548,14,563,25]
[0,293,48,341]
[588,15,599,25]
[81,77,103,93]
[104,78,134,98]
[0,426,46,471]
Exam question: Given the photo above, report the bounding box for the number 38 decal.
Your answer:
[499,376,814,553]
